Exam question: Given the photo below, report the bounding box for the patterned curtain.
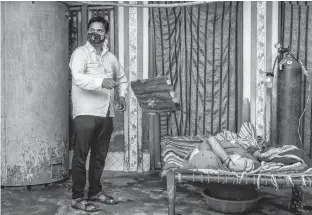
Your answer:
[149,1,242,137]
[280,1,312,157]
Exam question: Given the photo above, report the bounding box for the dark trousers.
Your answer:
[71,115,114,199]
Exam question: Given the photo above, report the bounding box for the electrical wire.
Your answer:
[298,80,311,145]
[271,55,279,75]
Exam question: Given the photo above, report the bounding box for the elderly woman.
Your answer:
[186,136,261,172]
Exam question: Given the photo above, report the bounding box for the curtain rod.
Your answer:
[82,1,213,8]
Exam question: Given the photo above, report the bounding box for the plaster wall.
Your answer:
[1,1,69,186]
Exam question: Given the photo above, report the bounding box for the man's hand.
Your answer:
[118,97,126,112]
[102,78,117,89]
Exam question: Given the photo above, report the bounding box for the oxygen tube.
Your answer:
[297,60,310,145]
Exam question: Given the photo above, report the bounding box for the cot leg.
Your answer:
[167,170,176,215]
[289,185,309,215]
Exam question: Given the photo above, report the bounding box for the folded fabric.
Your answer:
[161,142,196,150]
[255,145,312,168]
[215,130,239,141]
[130,76,180,112]
[161,146,191,158]
[163,151,186,162]
[215,122,259,150]
[161,136,202,147]
[249,161,311,174]
[161,136,202,165]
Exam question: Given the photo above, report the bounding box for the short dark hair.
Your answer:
[87,16,109,32]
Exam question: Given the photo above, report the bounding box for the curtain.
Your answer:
[280,1,312,157]
[149,1,242,137]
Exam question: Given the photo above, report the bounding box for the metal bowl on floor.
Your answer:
[201,183,261,214]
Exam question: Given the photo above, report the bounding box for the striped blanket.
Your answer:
[161,136,202,169]
[161,122,312,174]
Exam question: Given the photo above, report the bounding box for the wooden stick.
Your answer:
[82,1,213,8]
[175,173,312,187]
[167,170,176,215]
[149,114,155,170]
[154,113,161,169]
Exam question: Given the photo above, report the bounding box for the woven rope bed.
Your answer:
[157,121,312,214]
[164,168,312,215]
[159,127,312,215]
[160,130,312,215]
[172,169,312,188]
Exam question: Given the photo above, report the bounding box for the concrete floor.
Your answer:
[1,171,312,215]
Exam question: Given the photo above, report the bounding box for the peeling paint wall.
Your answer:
[1,2,69,186]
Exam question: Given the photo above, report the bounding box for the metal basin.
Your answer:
[201,183,261,214]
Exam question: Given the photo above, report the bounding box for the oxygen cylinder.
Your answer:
[277,54,302,146]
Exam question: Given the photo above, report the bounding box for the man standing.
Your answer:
[69,16,128,212]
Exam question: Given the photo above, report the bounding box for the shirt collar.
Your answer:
[86,40,109,56]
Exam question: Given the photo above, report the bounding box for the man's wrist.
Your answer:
[119,91,126,98]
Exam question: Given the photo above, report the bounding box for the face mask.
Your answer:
[87,32,105,46]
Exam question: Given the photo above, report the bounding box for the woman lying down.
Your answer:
[169,136,312,174]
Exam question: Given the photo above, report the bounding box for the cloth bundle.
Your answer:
[130,76,180,113]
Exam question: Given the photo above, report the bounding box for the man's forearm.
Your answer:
[118,82,128,98]
[72,72,103,91]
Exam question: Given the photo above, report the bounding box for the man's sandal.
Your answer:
[88,192,117,205]
[71,197,98,212]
